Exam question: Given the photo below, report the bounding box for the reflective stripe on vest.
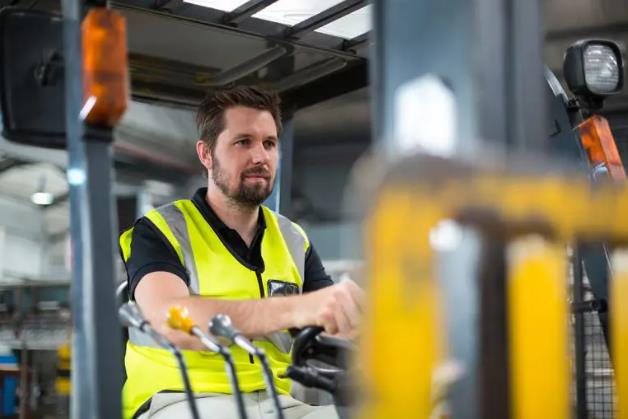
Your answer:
[274,212,307,284]
[120,200,308,419]
[147,203,200,294]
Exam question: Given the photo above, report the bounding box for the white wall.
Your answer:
[43,236,70,280]
[0,196,45,279]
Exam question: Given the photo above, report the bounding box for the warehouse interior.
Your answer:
[1,0,628,418]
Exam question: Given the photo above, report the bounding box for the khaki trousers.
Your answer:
[138,391,339,419]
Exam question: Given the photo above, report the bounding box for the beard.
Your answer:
[212,155,274,207]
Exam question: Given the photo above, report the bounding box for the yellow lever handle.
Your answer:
[167,306,195,334]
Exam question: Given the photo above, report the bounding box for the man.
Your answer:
[119,86,363,419]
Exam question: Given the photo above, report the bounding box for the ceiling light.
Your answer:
[31,191,53,206]
[32,174,53,206]
[181,0,249,11]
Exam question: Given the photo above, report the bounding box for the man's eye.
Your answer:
[236,138,251,145]
[264,140,277,149]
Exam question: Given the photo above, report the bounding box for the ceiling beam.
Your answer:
[198,45,288,86]
[275,58,348,92]
[545,22,628,42]
[281,60,368,110]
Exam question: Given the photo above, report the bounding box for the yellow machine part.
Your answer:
[55,377,71,396]
[612,249,628,419]
[356,162,628,417]
[507,237,569,419]
[356,194,445,418]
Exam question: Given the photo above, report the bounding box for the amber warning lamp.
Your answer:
[81,9,129,127]
[578,115,626,181]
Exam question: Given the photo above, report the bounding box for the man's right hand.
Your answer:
[293,280,364,338]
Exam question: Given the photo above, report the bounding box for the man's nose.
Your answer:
[249,142,270,164]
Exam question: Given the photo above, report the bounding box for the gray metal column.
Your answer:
[279,117,294,217]
[372,0,478,158]
[506,0,547,152]
[371,1,546,418]
[264,115,294,215]
[371,2,479,417]
[372,0,547,157]
[61,3,124,418]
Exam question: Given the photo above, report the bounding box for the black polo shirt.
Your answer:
[123,188,333,299]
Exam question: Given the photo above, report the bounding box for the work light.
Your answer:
[563,39,624,109]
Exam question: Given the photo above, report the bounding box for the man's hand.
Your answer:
[293,280,365,338]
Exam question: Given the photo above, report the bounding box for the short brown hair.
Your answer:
[196,86,282,153]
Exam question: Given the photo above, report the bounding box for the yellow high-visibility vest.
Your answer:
[119,200,309,419]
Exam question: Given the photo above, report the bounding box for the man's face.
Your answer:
[206,106,279,207]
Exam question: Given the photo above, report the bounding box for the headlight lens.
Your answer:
[584,44,620,94]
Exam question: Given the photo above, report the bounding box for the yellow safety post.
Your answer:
[357,190,445,419]
[612,248,628,419]
[507,236,569,419]
[55,342,71,391]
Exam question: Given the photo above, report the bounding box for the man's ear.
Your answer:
[196,140,212,171]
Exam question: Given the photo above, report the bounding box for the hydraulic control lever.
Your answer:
[118,302,200,419]
[210,314,285,419]
[167,306,249,419]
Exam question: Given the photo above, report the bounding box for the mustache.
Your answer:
[241,167,271,178]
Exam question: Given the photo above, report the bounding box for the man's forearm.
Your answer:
[134,272,362,350]
[151,295,302,344]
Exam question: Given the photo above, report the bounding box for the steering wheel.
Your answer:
[291,327,353,368]
[287,327,353,406]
